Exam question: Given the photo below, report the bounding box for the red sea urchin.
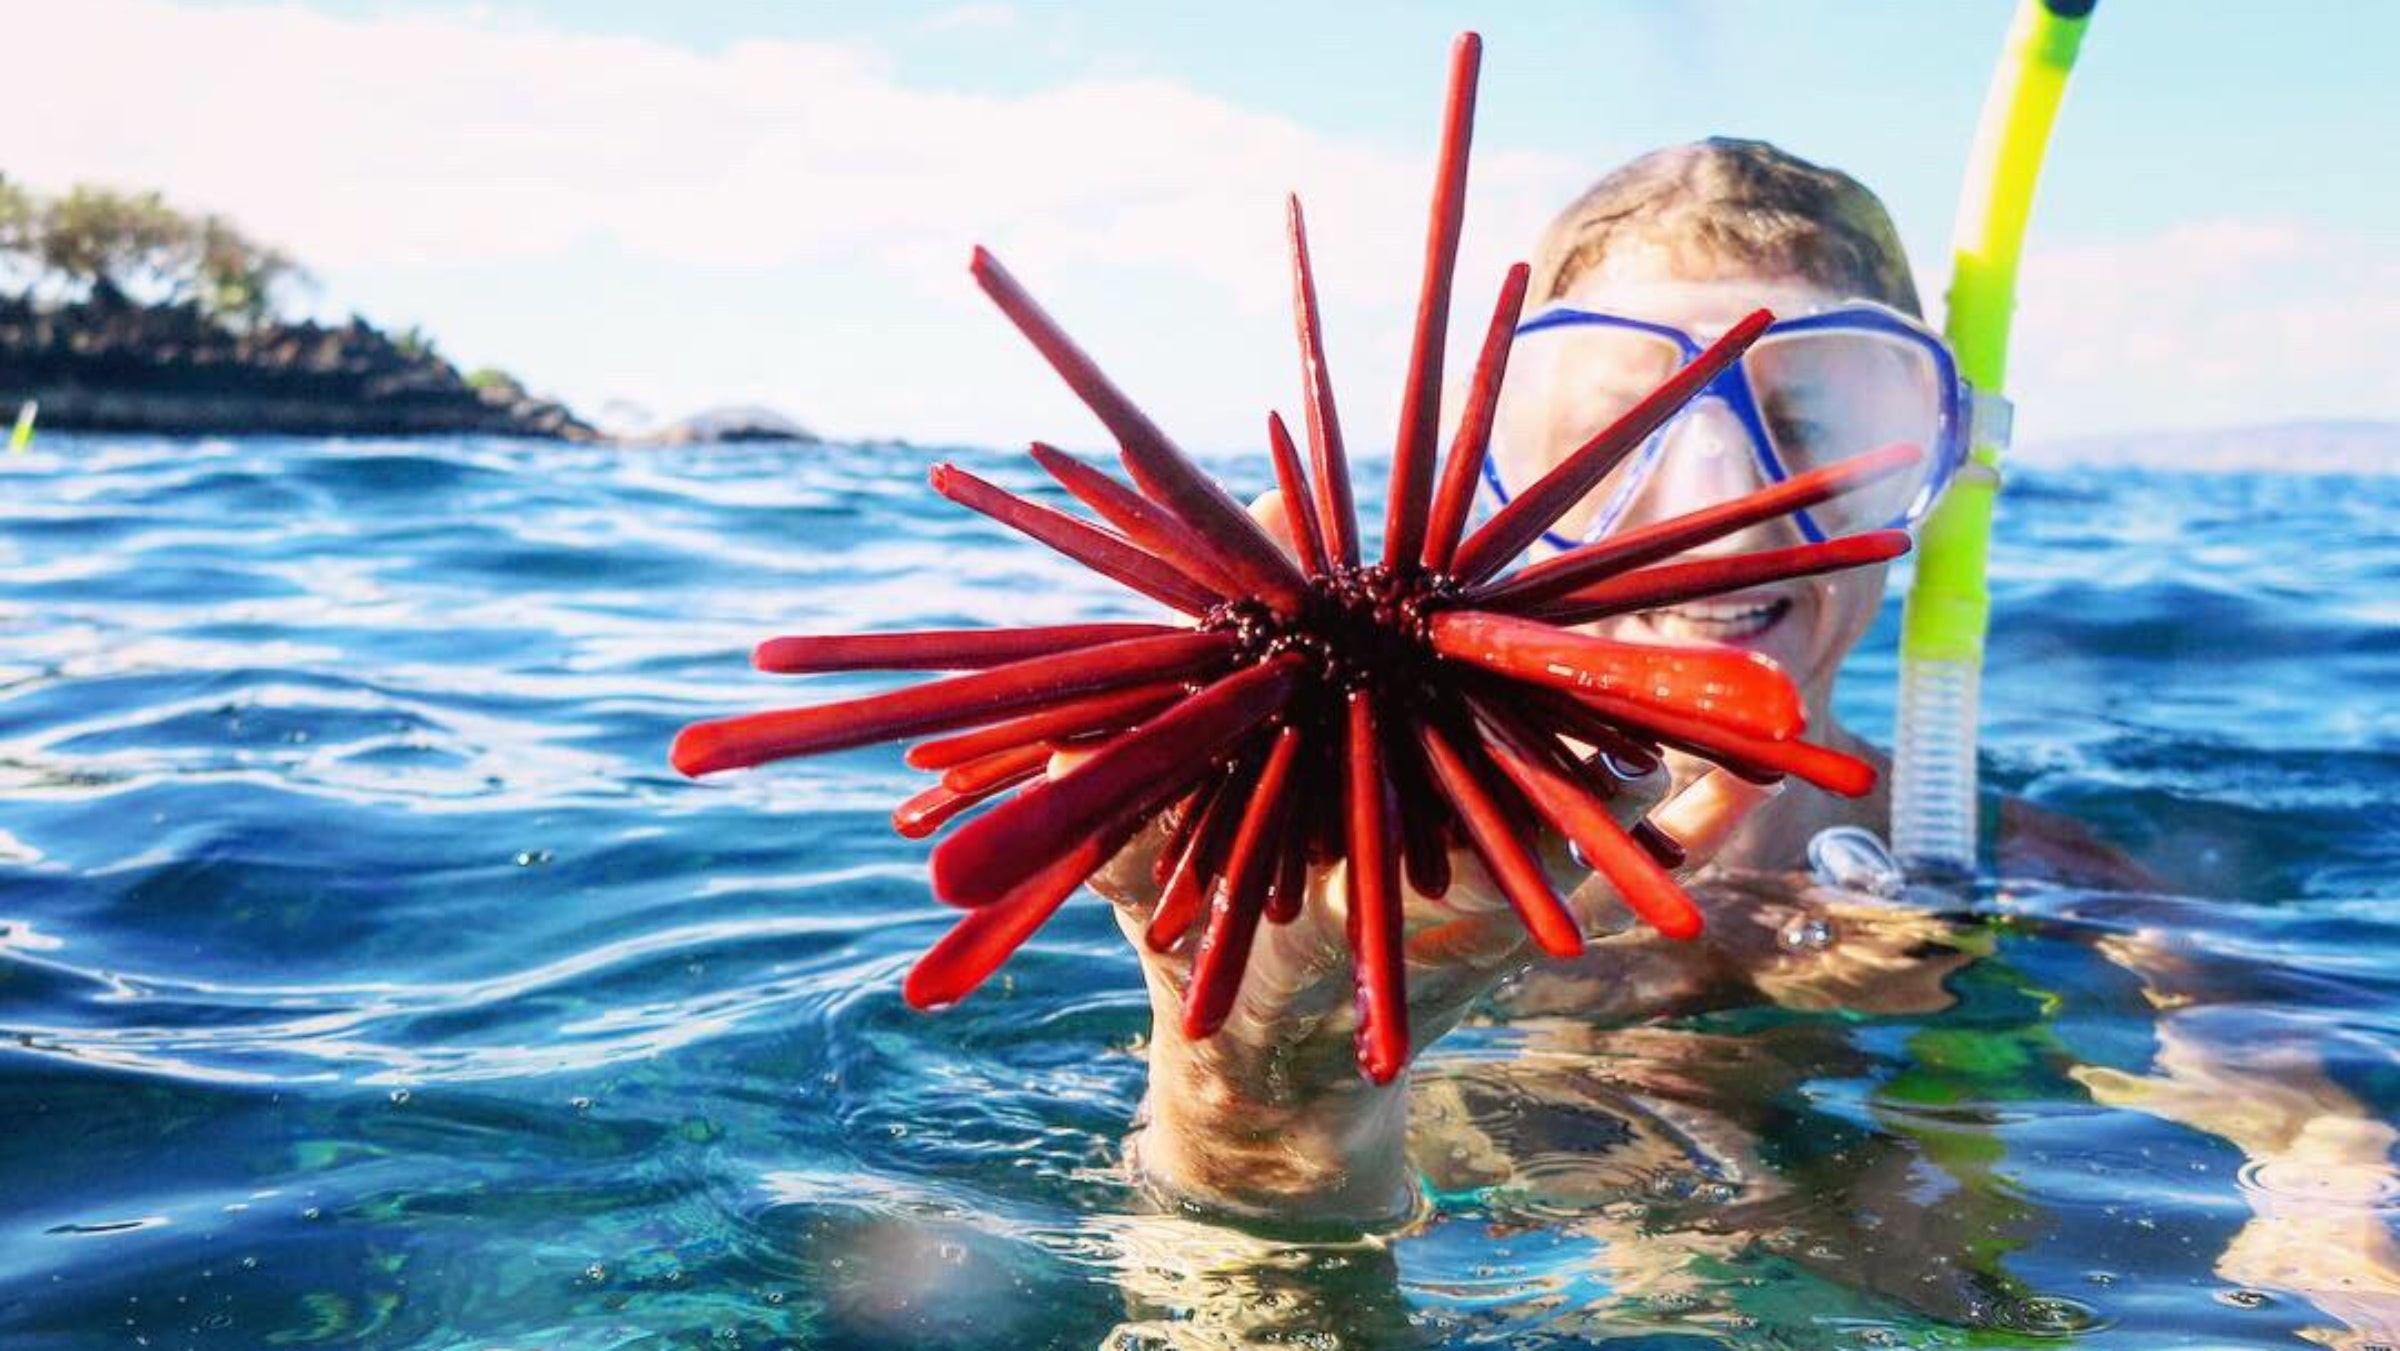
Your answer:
[670,33,1920,1083]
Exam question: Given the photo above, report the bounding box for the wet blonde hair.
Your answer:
[1532,138,1921,317]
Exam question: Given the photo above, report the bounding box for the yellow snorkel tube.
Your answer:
[1893,0,2096,881]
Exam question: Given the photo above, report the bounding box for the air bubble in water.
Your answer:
[1779,915,1836,952]
[2216,1288,2273,1310]
[1993,1295,2107,1336]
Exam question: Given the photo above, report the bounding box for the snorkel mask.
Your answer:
[1484,300,2003,552]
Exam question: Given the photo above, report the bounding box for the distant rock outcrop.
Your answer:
[0,295,595,439]
[650,405,820,445]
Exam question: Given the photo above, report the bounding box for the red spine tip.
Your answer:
[1359,1039,1407,1085]
[1382,26,1483,572]
[668,725,718,778]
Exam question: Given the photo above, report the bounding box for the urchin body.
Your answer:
[672,33,1914,1082]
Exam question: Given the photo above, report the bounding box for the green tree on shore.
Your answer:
[0,179,33,265]
[191,213,307,328]
[0,174,313,327]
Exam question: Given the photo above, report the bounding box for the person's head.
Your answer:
[1494,138,1928,706]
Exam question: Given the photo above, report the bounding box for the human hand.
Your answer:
[1077,490,1780,1221]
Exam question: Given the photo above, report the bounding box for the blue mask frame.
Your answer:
[1479,303,1973,554]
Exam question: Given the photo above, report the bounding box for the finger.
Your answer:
[1646,767,1782,871]
[1602,755,1673,826]
[1552,765,1769,941]
[1392,748,1668,956]
[1247,491,1303,564]
[1080,817,1173,912]
[1050,744,1176,912]
[1048,501,1293,912]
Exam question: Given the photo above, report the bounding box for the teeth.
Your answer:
[1669,602,1777,622]
[1642,597,1790,639]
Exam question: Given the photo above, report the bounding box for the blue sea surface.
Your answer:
[0,436,2391,1349]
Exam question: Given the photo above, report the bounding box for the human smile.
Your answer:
[1635,594,1793,643]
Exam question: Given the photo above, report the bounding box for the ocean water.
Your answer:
[0,435,2391,1349]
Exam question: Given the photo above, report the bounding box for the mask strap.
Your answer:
[1967,387,2014,465]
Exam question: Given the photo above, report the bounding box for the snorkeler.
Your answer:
[1086,137,2136,1221]
[1080,138,2398,1340]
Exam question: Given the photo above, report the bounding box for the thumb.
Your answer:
[1647,768,1782,871]
[1247,491,1303,564]
[1547,766,1778,942]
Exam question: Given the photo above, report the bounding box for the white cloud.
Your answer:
[1,0,1582,447]
[7,2,2381,447]
[2010,218,2400,440]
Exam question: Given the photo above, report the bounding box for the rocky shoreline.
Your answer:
[0,296,594,440]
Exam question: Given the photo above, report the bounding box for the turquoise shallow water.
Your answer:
[0,436,2392,1349]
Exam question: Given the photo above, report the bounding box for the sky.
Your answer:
[4,0,2394,453]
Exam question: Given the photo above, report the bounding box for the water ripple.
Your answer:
[0,438,2391,1348]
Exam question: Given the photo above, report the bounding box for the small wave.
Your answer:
[1,438,2392,1349]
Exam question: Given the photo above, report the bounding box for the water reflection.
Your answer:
[0,440,2392,1347]
[1076,877,2397,1348]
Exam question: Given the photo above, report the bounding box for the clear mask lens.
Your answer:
[1491,323,1685,542]
[1493,313,1951,545]
[1744,327,1943,536]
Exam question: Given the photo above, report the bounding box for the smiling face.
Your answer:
[1506,139,1925,713]
[1494,273,1894,702]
